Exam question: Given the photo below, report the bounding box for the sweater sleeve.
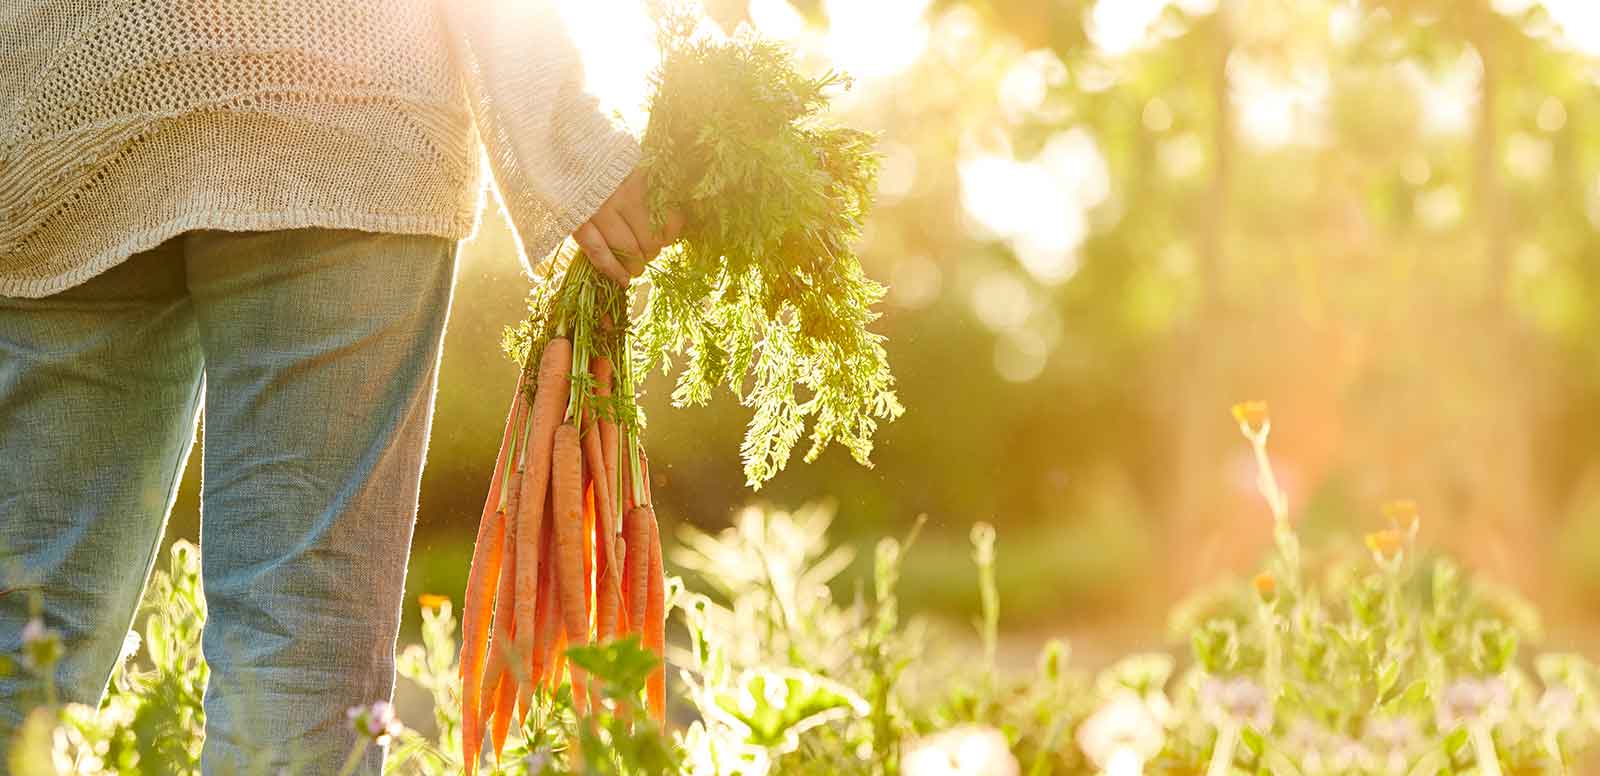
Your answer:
[443,0,641,271]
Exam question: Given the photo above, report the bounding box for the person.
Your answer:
[0,1,677,771]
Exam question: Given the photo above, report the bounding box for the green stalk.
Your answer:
[1470,721,1504,776]
[1206,720,1239,776]
[1259,599,1283,699]
[497,413,524,513]
[335,739,371,776]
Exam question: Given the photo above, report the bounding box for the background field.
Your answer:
[158,0,1600,669]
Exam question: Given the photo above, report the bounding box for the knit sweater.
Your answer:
[0,0,641,298]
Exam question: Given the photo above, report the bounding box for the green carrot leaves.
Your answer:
[509,9,902,489]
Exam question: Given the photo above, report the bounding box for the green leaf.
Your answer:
[708,667,869,752]
[566,637,659,696]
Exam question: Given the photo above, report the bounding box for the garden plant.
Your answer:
[7,403,1598,774]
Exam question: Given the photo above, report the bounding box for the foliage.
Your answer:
[9,417,1600,773]
[503,7,903,489]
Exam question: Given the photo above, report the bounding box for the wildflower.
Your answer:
[346,700,404,746]
[1231,401,1270,436]
[525,746,553,772]
[1363,715,1421,753]
[1436,678,1511,729]
[20,617,62,671]
[1381,499,1420,532]
[1537,686,1579,732]
[1200,677,1273,730]
[417,593,450,611]
[1365,530,1404,564]
[1252,572,1277,603]
[1076,691,1164,772]
[902,725,1019,776]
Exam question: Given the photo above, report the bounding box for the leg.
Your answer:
[0,244,202,748]
[184,229,456,775]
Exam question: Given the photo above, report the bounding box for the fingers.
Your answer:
[662,211,685,244]
[591,207,647,278]
[574,222,630,286]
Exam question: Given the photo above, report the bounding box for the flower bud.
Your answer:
[1365,529,1404,563]
[417,593,450,612]
[1252,572,1278,602]
[1231,401,1270,435]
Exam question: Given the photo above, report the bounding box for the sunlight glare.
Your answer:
[958,129,1108,285]
[1088,0,1171,57]
[1107,747,1146,776]
[1401,51,1481,137]
[994,328,1049,383]
[1535,0,1600,57]
[748,0,808,41]
[556,0,659,130]
[1229,53,1329,149]
[823,0,931,80]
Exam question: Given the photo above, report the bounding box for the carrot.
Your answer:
[583,420,623,603]
[552,422,590,714]
[531,491,559,691]
[516,338,571,700]
[479,424,528,718]
[478,510,519,728]
[591,498,623,711]
[623,506,651,637]
[460,384,526,775]
[614,536,630,636]
[461,505,506,774]
[645,509,667,723]
[490,668,517,761]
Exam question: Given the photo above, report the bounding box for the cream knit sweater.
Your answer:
[0,0,641,298]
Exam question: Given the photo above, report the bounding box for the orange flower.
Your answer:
[1252,572,1277,602]
[1365,530,1404,562]
[1231,401,1270,434]
[1382,499,1419,531]
[417,593,450,611]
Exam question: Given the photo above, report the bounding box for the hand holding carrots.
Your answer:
[573,168,685,286]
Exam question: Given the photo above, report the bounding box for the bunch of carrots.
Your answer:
[459,257,666,771]
[458,6,900,770]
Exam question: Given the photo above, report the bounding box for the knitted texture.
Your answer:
[0,0,641,298]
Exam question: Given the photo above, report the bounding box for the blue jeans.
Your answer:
[0,229,457,773]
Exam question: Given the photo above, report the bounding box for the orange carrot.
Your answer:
[614,536,630,636]
[531,490,559,691]
[645,509,667,722]
[591,496,623,711]
[552,422,589,714]
[478,510,519,728]
[516,338,571,699]
[461,507,506,774]
[623,506,651,637]
[460,383,526,775]
[461,377,524,683]
[582,419,623,603]
[479,432,527,720]
[490,668,516,760]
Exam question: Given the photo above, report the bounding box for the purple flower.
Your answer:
[19,617,62,670]
[1201,677,1273,730]
[1436,678,1510,729]
[346,701,404,745]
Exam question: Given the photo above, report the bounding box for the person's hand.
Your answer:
[573,169,684,286]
